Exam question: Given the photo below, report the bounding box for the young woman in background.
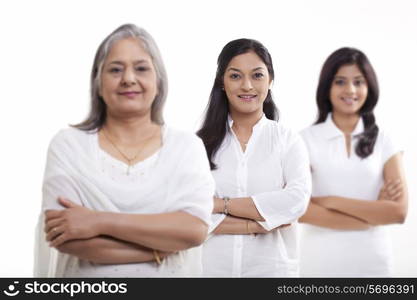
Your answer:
[299,47,408,277]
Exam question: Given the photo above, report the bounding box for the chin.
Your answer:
[231,102,260,112]
[337,109,360,116]
[116,106,150,116]
[237,107,261,114]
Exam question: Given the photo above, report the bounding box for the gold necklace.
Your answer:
[102,127,158,175]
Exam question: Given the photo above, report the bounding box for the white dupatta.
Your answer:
[34,127,214,277]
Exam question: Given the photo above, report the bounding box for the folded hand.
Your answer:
[44,197,99,247]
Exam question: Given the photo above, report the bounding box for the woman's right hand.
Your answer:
[378,179,402,201]
[45,197,101,247]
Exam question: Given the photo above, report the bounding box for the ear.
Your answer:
[269,79,274,89]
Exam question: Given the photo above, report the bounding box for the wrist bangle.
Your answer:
[153,249,162,265]
[223,197,230,215]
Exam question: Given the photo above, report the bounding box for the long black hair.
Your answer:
[197,38,278,170]
[316,47,379,159]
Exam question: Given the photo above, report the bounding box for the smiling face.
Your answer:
[100,37,158,119]
[223,51,271,116]
[330,64,368,116]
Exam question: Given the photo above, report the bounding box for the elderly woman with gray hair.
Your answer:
[34,24,214,277]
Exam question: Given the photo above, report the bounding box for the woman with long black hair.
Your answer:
[197,39,311,277]
[299,47,408,277]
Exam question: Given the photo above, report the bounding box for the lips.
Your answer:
[118,91,142,99]
[238,94,257,102]
[341,96,357,105]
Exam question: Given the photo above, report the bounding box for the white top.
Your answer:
[299,114,400,277]
[35,126,215,277]
[201,115,311,277]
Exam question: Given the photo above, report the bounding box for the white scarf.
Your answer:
[34,127,214,277]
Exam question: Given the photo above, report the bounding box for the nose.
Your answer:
[121,68,136,86]
[345,81,356,94]
[241,77,253,91]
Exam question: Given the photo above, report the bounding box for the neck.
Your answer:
[230,110,263,131]
[103,114,159,145]
[332,111,360,134]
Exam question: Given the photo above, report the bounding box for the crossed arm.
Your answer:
[211,138,311,235]
[44,198,207,264]
[299,153,408,229]
[52,236,163,264]
[211,197,273,235]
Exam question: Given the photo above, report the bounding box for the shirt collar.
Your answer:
[227,113,268,131]
[321,113,364,140]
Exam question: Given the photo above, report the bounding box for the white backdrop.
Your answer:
[0,0,416,276]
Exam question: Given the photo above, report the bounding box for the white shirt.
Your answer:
[201,115,311,277]
[35,126,215,277]
[299,114,400,277]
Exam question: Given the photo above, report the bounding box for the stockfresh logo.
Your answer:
[3,281,20,297]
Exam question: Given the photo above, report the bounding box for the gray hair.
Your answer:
[74,24,168,130]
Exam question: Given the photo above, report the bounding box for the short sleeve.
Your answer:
[380,129,402,165]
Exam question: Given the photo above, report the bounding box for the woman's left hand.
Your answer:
[44,197,100,247]
[311,196,333,208]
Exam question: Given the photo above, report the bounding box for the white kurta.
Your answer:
[34,126,215,277]
[201,115,311,277]
[299,114,400,277]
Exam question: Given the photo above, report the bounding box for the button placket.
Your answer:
[236,157,248,197]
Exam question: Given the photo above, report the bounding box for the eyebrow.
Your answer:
[108,59,150,65]
[227,66,266,73]
[334,75,365,79]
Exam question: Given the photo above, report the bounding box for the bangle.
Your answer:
[153,249,162,265]
[246,220,251,234]
[223,197,230,215]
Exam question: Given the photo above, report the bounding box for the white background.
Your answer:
[0,0,416,276]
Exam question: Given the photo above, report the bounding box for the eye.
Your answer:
[136,66,149,72]
[229,73,241,80]
[354,79,366,86]
[334,79,345,86]
[253,72,264,79]
[109,67,122,73]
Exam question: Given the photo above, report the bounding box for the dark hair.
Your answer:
[73,24,168,131]
[197,38,279,169]
[315,47,379,159]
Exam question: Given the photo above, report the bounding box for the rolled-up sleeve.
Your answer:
[252,135,311,230]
